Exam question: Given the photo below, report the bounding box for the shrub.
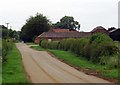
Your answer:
[40,39,48,48]
[99,55,110,65]
[40,39,59,49]
[83,43,91,60]
[78,38,89,56]
[100,55,119,69]
[64,38,75,51]
[39,33,120,65]
[59,39,66,50]
[89,33,113,44]
[89,33,119,63]
[2,39,13,62]
[50,41,59,49]
[70,39,79,54]
[107,55,118,68]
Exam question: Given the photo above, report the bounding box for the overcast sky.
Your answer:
[0,0,119,32]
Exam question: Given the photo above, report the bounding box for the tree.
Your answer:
[53,16,80,30]
[1,25,8,38]
[21,13,50,42]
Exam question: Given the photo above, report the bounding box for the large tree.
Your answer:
[21,13,50,42]
[53,16,80,30]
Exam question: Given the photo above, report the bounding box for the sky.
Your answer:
[0,0,119,32]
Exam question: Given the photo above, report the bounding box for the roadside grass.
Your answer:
[0,38,2,84]
[31,45,118,82]
[2,44,30,84]
[26,42,37,45]
[30,46,45,51]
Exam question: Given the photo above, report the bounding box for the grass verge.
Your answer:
[2,44,29,84]
[31,46,118,83]
[26,42,37,45]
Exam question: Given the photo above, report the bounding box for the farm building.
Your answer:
[91,26,109,35]
[109,28,120,41]
[35,26,110,44]
[35,28,91,44]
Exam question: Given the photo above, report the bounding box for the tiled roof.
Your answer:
[91,26,106,32]
[38,31,91,38]
[51,28,76,32]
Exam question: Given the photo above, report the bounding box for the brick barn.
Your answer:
[91,26,109,35]
[34,28,91,44]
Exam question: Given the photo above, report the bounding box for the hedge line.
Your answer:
[2,39,13,62]
[40,33,119,68]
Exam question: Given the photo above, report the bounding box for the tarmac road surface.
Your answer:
[16,43,111,83]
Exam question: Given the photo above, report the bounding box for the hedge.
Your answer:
[2,39,13,62]
[39,33,119,68]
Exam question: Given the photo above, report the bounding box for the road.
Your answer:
[16,43,111,83]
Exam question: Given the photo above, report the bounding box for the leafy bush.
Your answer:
[70,39,79,54]
[64,38,75,51]
[100,55,119,69]
[99,55,110,65]
[40,39,48,48]
[2,39,13,62]
[82,42,91,60]
[40,39,59,49]
[50,41,59,49]
[59,39,66,50]
[39,33,119,68]
[107,55,118,68]
[89,33,119,63]
[89,33,113,43]
[78,38,89,56]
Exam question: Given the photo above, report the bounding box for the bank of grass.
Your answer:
[31,45,118,83]
[2,44,29,84]
[26,42,37,45]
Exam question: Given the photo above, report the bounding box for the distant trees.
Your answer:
[0,25,8,38]
[0,25,15,62]
[53,16,80,31]
[21,13,50,42]
[0,25,19,40]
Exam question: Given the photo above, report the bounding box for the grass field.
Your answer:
[31,46,118,83]
[2,44,29,84]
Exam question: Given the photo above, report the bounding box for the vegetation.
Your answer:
[0,38,2,56]
[53,16,80,30]
[0,25,20,40]
[0,38,2,84]
[31,45,118,83]
[2,39,14,62]
[21,13,50,42]
[40,33,119,67]
[2,44,29,84]
[38,33,119,82]
[26,42,37,45]
[1,25,28,83]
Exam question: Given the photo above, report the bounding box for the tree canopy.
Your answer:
[0,25,19,40]
[53,16,80,31]
[21,13,50,42]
